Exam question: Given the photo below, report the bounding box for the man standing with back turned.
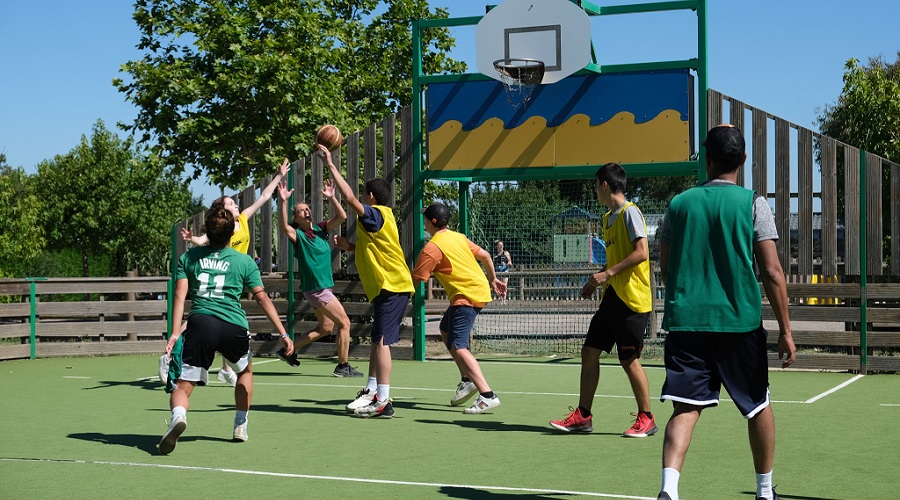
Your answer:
[655,125,795,500]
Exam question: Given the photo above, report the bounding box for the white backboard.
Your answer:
[476,0,592,85]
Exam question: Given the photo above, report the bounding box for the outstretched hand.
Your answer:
[278,158,291,178]
[316,144,335,166]
[333,234,353,252]
[180,227,192,242]
[276,180,293,201]
[490,278,507,297]
[322,178,336,199]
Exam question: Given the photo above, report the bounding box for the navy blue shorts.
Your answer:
[660,327,771,418]
[584,286,649,361]
[371,291,410,346]
[439,305,481,350]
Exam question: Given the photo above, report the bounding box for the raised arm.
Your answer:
[322,178,347,231]
[241,158,290,219]
[275,181,298,244]
[181,227,209,247]
[319,144,365,216]
[755,239,795,368]
[249,285,293,356]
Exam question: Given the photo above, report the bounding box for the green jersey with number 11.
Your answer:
[176,246,263,329]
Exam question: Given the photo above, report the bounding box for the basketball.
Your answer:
[315,124,343,151]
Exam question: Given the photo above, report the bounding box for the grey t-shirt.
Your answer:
[607,203,647,242]
[657,180,778,245]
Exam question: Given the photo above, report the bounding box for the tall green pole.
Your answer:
[858,149,868,374]
[412,20,426,361]
[458,182,470,236]
[26,277,45,359]
[696,0,709,182]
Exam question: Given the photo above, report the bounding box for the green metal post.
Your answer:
[26,277,45,359]
[696,0,709,182]
[412,20,426,361]
[858,149,868,374]
[458,181,470,236]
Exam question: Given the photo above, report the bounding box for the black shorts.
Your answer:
[371,291,410,346]
[584,286,649,361]
[181,314,251,380]
[660,327,770,418]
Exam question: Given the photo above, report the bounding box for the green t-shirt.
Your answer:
[176,246,263,329]
[293,222,335,293]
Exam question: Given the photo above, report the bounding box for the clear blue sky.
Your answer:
[2,0,897,204]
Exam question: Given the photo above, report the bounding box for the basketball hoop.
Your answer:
[493,58,545,109]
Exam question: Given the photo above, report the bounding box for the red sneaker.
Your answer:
[549,406,593,433]
[623,412,658,438]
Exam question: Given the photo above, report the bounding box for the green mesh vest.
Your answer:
[662,184,762,332]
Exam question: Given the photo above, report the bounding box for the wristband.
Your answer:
[280,333,289,339]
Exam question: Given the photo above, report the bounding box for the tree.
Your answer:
[0,155,45,278]
[116,0,465,188]
[35,120,194,276]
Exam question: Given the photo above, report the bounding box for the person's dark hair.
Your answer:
[210,196,228,213]
[365,178,392,206]
[703,125,745,173]
[205,206,235,248]
[595,163,627,193]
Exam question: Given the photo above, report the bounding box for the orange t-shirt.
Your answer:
[412,240,486,307]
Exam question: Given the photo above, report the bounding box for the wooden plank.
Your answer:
[259,173,274,274]
[866,153,883,275]
[892,160,900,276]
[774,118,792,274]
[0,282,30,295]
[0,323,29,338]
[382,113,397,203]
[769,353,858,371]
[240,188,256,258]
[751,107,768,200]
[37,340,165,357]
[32,279,169,295]
[786,330,859,346]
[33,321,168,337]
[0,343,31,361]
[781,282,859,298]
[866,308,900,324]
[797,127,814,275]
[868,356,900,372]
[728,97,745,186]
[331,148,343,273]
[346,132,360,275]
[400,106,415,265]
[820,136,838,275]
[249,319,414,339]
[707,89,722,127]
[35,301,167,316]
[867,283,900,300]
[311,152,325,225]
[762,306,860,322]
[0,302,31,317]
[364,123,378,189]
[844,146,860,275]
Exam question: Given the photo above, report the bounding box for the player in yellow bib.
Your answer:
[412,202,507,414]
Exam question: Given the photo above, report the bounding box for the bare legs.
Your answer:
[579,346,652,414]
[291,299,352,364]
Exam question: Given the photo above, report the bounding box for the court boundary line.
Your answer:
[804,374,864,403]
[0,457,655,499]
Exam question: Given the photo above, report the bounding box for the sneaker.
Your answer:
[464,395,501,414]
[354,399,394,418]
[158,354,170,384]
[450,381,478,406]
[233,422,248,442]
[217,368,238,387]
[656,493,672,500]
[623,412,658,438]
[756,489,781,500]
[549,406,593,433]
[345,388,376,412]
[158,415,186,455]
[332,364,363,378]
[276,347,300,367]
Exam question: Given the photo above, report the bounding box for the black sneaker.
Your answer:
[333,363,363,377]
[276,347,300,367]
[656,493,672,500]
[757,488,781,500]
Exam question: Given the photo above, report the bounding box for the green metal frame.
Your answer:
[410,0,709,360]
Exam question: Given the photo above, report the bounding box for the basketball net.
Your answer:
[493,59,545,110]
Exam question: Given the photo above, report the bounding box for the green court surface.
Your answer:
[1,354,897,499]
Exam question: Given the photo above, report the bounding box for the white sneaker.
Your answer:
[158,415,186,455]
[450,381,478,406]
[464,395,501,414]
[217,368,238,387]
[345,388,376,412]
[158,354,170,384]
[233,422,248,442]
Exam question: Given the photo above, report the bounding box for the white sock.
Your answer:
[756,471,773,499]
[172,406,187,420]
[235,410,248,426]
[376,384,390,402]
[366,377,377,392]
[661,467,680,500]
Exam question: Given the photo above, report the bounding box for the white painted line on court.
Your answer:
[139,358,281,381]
[0,457,655,499]
[804,374,865,404]
[63,376,91,379]
[880,404,900,407]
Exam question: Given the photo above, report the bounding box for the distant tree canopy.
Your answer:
[116,0,465,188]
[0,155,45,278]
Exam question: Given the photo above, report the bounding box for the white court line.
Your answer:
[0,457,655,499]
[138,358,280,381]
[63,376,91,379]
[804,374,865,404]
[880,404,900,407]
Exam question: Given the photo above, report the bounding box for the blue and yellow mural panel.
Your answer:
[426,70,693,170]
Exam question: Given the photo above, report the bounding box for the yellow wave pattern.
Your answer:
[428,111,690,170]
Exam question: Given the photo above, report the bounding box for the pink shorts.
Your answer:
[303,288,336,309]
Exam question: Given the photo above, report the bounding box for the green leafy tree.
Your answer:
[116,0,465,188]
[0,155,45,278]
[35,120,194,276]
[817,53,900,260]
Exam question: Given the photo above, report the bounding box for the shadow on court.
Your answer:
[414,418,622,435]
[439,486,576,499]
[66,431,227,455]
[740,492,841,500]
[83,379,161,391]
